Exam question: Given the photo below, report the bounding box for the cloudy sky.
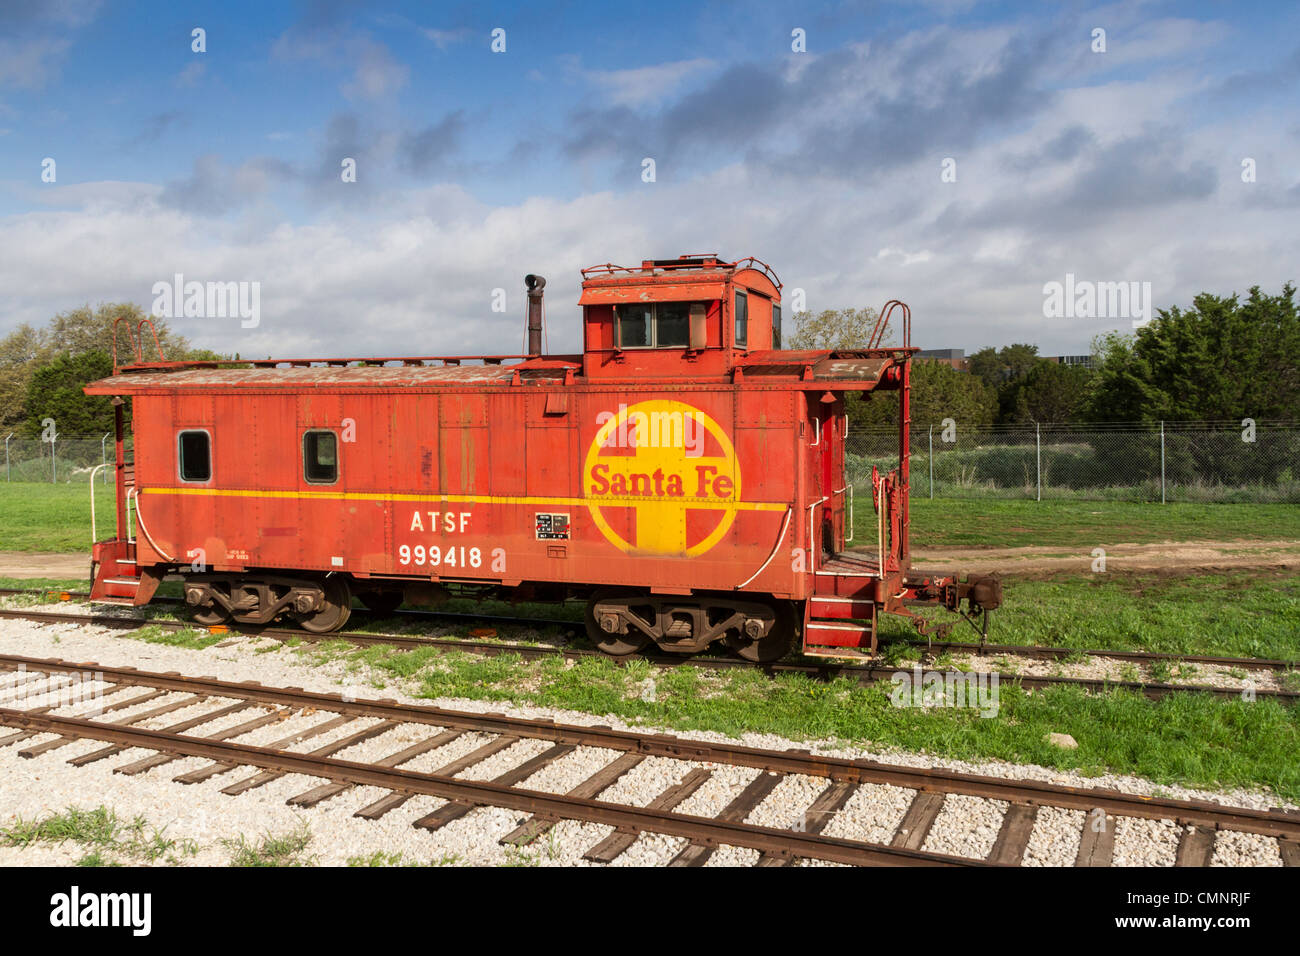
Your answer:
[1,0,1297,359]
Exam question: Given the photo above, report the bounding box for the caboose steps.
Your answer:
[803,619,876,658]
[808,596,875,619]
[90,539,145,605]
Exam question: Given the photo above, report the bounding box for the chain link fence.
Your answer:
[848,422,1300,503]
[2,436,124,484]
[4,425,1297,503]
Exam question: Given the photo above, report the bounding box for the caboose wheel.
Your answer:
[584,595,649,656]
[359,590,403,617]
[296,577,352,634]
[191,604,231,627]
[725,600,796,663]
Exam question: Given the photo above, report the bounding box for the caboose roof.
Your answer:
[83,361,572,395]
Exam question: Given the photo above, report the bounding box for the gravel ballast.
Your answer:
[0,614,1292,867]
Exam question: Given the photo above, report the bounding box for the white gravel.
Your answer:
[0,612,1292,867]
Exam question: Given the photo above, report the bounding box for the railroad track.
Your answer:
[5,585,1295,672]
[0,598,1295,703]
[1,653,1296,867]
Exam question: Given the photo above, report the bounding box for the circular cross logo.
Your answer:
[584,400,740,556]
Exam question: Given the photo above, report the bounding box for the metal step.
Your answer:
[804,618,874,653]
[102,577,140,588]
[808,596,874,619]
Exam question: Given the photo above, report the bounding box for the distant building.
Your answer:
[916,348,967,371]
[914,348,1094,372]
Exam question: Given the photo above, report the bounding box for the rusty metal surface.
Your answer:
[78,251,995,658]
[85,363,528,393]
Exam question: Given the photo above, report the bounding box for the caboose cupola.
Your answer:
[578,254,783,379]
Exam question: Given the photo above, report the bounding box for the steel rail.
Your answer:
[3,587,1293,674]
[0,704,967,867]
[2,653,1298,839]
[0,605,1293,704]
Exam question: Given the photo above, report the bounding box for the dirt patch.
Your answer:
[0,552,88,580]
[910,539,1300,574]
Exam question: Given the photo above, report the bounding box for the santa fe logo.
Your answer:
[584,400,740,557]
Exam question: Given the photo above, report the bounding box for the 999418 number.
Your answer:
[398,544,483,568]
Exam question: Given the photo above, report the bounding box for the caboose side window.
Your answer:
[615,302,702,348]
[656,302,690,347]
[772,303,782,349]
[303,430,338,484]
[616,303,651,347]
[178,430,211,483]
[734,291,748,347]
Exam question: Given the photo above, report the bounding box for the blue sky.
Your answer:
[2,0,1298,358]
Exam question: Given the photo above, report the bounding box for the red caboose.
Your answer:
[85,254,999,660]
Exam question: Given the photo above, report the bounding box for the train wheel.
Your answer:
[359,590,403,617]
[725,600,796,663]
[584,594,649,656]
[191,604,231,627]
[297,577,352,634]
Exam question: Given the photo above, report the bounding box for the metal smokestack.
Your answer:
[525,274,546,356]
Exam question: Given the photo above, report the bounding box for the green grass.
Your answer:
[4,480,1298,554]
[879,498,1300,550]
[0,806,196,866]
[0,482,116,551]
[879,569,1300,662]
[223,824,314,867]
[301,642,1300,800]
[124,622,226,650]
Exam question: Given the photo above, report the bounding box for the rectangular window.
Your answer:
[303,430,338,484]
[615,302,707,348]
[178,430,211,482]
[615,303,651,347]
[734,291,748,347]
[656,302,690,347]
[772,303,782,349]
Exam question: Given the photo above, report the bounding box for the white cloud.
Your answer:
[341,37,409,101]
[581,57,716,107]
[421,28,474,51]
[272,26,408,102]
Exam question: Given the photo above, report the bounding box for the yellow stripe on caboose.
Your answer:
[139,486,788,512]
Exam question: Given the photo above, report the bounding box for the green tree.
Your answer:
[1009,361,1092,423]
[1082,332,1168,422]
[968,343,1040,391]
[788,308,881,350]
[0,324,46,432]
[0,303,206,429]
[967,343,1046,422]
[22,350,116,437]
[849,359,997,431]
[1084,284,1299,422]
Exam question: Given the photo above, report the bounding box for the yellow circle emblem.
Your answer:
[583,400,740,557]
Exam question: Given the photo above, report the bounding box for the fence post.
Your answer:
[101,432,111,485]
[4,433,10,482]
[50,436,56,484]
[1160,420,1166,504]
[1035,421,1041,502]
[928,425,934,500]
